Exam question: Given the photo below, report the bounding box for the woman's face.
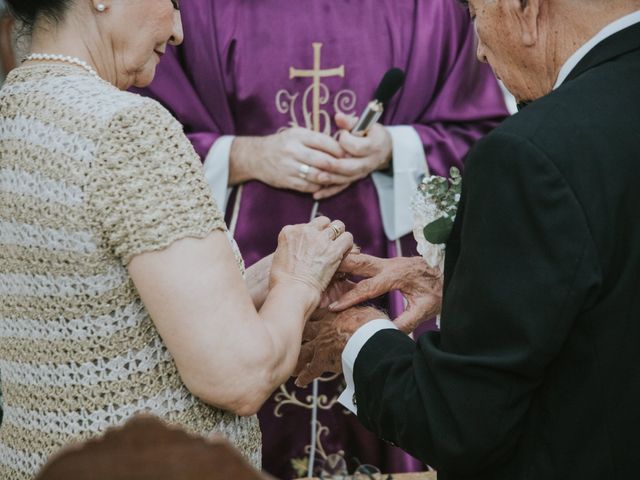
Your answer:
[106,0,183,88]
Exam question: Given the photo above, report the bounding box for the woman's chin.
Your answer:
[132,67,157,89]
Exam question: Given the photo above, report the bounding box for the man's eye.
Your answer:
[170,0,180,10]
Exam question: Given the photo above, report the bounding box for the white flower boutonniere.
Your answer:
[411,167,462,273]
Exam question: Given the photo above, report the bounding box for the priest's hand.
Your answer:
[313,113,393,200]
[331,254,443,333]
[229,128,356,194]
[294,306,387,387]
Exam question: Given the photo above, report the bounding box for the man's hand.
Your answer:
[294,306,388,388]
[318,275,356,309]
[331,254,443,333]
[229,128,356,194]
[313,113,393,200]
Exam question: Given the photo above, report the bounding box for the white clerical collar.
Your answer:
[554,10,640,89]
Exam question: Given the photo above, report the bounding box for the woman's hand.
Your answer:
[270,217,355,303]
[229,129,355,193]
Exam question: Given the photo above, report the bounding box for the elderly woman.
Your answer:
[0,0,354,478]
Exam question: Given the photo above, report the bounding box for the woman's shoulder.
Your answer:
[103,92,182,138]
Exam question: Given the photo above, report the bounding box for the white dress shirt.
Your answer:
[339,10,640,415]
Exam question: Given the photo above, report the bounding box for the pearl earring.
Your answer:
[96,3,106,12]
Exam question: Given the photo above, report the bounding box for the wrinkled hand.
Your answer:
[294,306,388,387]
[330,254,443,333]
[232,128,357,195]
[269,217,354,299]
[317,274,357,311]
[313,113,393,200]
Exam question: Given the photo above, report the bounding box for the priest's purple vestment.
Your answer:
[138,0,508,477]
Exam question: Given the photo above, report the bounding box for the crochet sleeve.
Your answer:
[88,99,226,265]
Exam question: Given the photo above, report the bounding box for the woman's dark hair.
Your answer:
[6,0,71,28]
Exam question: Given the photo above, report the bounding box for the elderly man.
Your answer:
[297,0,640,478]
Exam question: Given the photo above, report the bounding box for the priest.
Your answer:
[138,0,507,477]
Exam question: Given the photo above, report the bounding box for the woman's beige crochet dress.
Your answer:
[0,64,261,479]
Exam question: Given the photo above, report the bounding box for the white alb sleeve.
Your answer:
[202,135,235,211]
[371,126,429,241]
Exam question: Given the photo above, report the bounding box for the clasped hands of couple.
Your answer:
[231,113,393,199]
[288,222,444,389]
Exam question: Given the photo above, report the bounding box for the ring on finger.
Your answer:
[329,222,342,240]
[298,163,311,179]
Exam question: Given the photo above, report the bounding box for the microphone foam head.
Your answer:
[374,68,406,105]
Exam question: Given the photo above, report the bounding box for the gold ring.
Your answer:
[329,223,342,240]
[298,163,310,179]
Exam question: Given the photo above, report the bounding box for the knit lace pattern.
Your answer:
[0,64,261,479]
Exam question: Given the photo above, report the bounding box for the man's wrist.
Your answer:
[377,156,393,175]
[229,136,261,185]
[377,130,394,173]
[339,318,398,414]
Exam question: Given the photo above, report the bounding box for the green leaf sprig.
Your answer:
[421,167,462,245]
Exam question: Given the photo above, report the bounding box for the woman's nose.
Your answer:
[169,12,184,46]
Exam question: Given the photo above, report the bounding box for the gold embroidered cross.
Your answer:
[289,43,345,132]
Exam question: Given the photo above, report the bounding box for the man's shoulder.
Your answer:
[479,61,638,171]
[493,53,640,150]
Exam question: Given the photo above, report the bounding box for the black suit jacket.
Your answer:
[353,23,640,480]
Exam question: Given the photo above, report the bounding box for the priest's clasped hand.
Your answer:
[228,113,393,200]
[313,113,393,200]
[294,253,443,387]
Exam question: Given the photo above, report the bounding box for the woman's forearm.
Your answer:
[201,280,318,416]
[258,280,319,381]
[245,254,273,309]
[130,226,346,417]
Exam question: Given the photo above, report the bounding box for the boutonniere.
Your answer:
[411,167,462,272]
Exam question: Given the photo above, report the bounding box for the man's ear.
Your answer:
[506,0,543,46]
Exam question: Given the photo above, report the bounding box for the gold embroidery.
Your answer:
[289,421,345,477]
[289,43,344,132]
[273,380,341,418]
[276,43,357,135]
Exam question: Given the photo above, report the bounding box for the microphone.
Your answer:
[351,68,405,136]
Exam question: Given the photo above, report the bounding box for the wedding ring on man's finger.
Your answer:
[298,163,310,180]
